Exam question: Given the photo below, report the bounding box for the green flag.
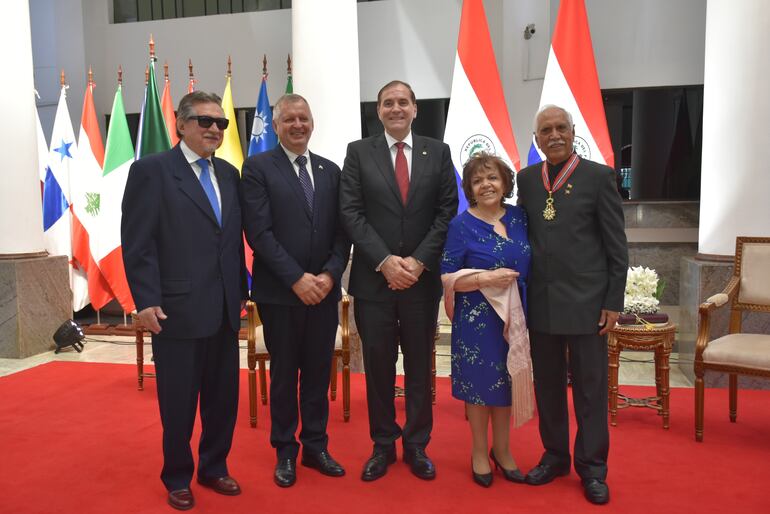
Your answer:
[285,73,293,94]
[137,59,171,158]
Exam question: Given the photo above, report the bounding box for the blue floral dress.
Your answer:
[440,205,531,406]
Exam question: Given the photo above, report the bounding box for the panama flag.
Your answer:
[247,74,277,157]
[72,75,115,310]
[47,84,90,311]
[97,81,136,313]
[444,0,520,212]
[527,0,613,168]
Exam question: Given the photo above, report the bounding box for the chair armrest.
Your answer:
[695,276,739,361]
[340,294,350,353]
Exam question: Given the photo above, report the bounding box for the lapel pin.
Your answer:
[422,151,427,155]
[318,164,324,170]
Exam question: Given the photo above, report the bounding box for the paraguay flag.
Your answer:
[444,0,520,212]
[528,0,614,168]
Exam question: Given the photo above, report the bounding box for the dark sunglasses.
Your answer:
[190,115,230,130]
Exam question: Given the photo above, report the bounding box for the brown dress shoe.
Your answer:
[196,476,241,496]
[168,489,195,511]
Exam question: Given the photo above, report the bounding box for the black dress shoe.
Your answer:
[525,462,570,485]
[582,478,610,505]
[361,447,397,482]
[301,450,346,477]
[168,489,194,511]
[403,448,436,480]
[489,449,525,483]
[471,458,493,488]
[274,458,297,488]
[196,475,241,495]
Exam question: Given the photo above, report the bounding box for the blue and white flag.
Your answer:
[248,77,277,156]
[46,85,90,310]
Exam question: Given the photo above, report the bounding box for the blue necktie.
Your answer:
[295,155,314,210]
[197,158,222,226]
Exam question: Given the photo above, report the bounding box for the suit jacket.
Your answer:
[241,146,350,305]
[339,133,458,302]
[516,157,628,334]
[121,145,247,339]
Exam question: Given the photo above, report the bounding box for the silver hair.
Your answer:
[532,104,574,133]
[272,93,312,122]
[176,91,223,122]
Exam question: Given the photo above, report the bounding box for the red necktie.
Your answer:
[395,141,409,204]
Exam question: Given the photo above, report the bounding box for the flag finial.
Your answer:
[88,65,94,88]
[164,61,169,82]
[188,58,196,93]
[149,34,155,60]
[118,65,123,86]
[227,55,232,78]
[145,65,149,86]
[287,54,292,75]
[60,69,66,87]
[188,58,194,79]
[262,54,267,76]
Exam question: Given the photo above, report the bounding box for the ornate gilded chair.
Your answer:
[245,295,351,428]
[694,236,770,442]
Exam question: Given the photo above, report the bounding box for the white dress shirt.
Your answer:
[180,140,222,207]
[281,144,315,189]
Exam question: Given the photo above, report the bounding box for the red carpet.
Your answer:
[1,361,769,514]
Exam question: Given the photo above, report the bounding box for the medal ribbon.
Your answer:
[541,152,580,194]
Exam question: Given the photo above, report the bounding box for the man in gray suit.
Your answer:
[339,80,458,482]
[516,105,628,505]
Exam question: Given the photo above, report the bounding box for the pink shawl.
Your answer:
[442,269,535,428]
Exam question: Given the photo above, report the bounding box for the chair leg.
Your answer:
[729,373,738,423]
[695,373,705,442]
[136,329,144,391]
[258,359,268,405]
[248,368,257,428]
[330,355,338,401]
[343,362,350,422]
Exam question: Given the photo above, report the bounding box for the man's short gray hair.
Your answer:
[532,104,574,133]
[176,91,223,122]
[272,93,312,122]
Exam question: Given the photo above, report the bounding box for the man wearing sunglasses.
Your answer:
[122,91,248,511]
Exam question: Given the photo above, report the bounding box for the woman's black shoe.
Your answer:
[489,450,525,483]
[472,458,493,488]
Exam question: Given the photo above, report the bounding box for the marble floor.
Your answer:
[0,334,692,388]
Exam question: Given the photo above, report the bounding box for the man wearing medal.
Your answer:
[516,105,627,505]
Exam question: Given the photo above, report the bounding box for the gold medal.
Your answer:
[543,195,556,220]
[540,153,580,222]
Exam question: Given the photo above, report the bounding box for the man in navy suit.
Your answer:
[241,94,350,487]
[339,81,458,481]
[122,91,247,510]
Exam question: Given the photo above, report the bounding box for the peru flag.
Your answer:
[444,0,520,212]
[72,76,115,310]
[528,0,614,168]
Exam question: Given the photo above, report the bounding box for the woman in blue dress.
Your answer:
[440,153,531,487]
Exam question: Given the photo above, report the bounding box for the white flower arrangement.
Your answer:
[623,266,662,315]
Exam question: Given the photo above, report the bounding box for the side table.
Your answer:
[608,322,676,429]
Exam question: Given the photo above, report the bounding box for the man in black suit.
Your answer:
[339,80,458,481]
[122,91,247,510]
[516,105,628,505]
[241,94,350,487]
